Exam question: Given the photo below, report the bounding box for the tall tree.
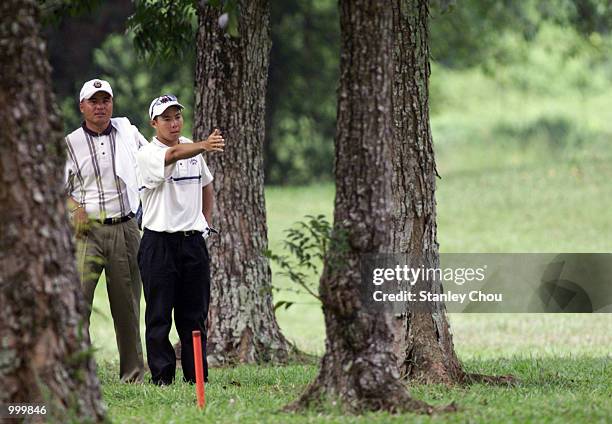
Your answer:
[390,0,464,384]
[0,0,105,421]
[287,0,433,413]
[390,0,513,385]
[193,0,292,364]
[129,0,292,365]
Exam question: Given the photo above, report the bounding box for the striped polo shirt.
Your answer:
[65,121,146,219]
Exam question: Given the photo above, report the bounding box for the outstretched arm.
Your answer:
[164,129,225,165]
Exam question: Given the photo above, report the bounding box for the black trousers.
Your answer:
[138,229,210,385]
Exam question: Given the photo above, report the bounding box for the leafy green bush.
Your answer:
[265,0,339,185]
[266,214,348,311]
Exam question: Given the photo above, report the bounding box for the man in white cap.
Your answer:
[64,78,146,382]
[137,94,224,385]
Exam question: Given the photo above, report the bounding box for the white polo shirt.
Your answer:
[137,136,213,232]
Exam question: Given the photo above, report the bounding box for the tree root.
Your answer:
[462,372,519,386]
[283,374,458,415]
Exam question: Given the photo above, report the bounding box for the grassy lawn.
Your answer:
[88,142,612,422]
[99,356,611,423]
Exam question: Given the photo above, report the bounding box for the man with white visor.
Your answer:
[137,94,224,385]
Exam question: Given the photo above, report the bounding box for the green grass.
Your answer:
[98,357,612,423]
[88,109,612,421]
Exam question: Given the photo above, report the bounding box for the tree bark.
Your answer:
[0,1,105,422]
[194,0,292,365]
[389,0,464,385]
[286,0,433,413]
[390,0,514,387]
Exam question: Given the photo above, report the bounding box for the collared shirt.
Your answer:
[65,120,146,219]
[137,136,213,233]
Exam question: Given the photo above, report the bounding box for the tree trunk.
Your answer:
[287,0,433,413]
[390,1,514,387]
[194,0,292,365]
[390,0,464,385]
[0,1,105,422]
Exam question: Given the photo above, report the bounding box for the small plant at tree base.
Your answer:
[266,214,348,311]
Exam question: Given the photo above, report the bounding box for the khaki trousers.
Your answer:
[77,218,144,382]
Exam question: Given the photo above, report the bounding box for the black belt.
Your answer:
[101,212,134,225]
[144,228,202,237]
[179,230,202,236]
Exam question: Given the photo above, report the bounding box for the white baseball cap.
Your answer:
[79,79,113,102]
[149,94,184,119]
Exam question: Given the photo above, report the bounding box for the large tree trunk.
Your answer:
[287,0,433,413]
[194,0,292,365]
[390,0,513,386]
[390,0,464,384]
[0,1,105,422]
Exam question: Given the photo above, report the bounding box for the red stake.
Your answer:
[192,330,206,409]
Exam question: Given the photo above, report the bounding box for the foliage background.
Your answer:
[47,0,612,184]
[46,0,612,346]
[46,0,612,357]
[44,1,612,421]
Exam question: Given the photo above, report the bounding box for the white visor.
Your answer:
[149,95,184,119]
